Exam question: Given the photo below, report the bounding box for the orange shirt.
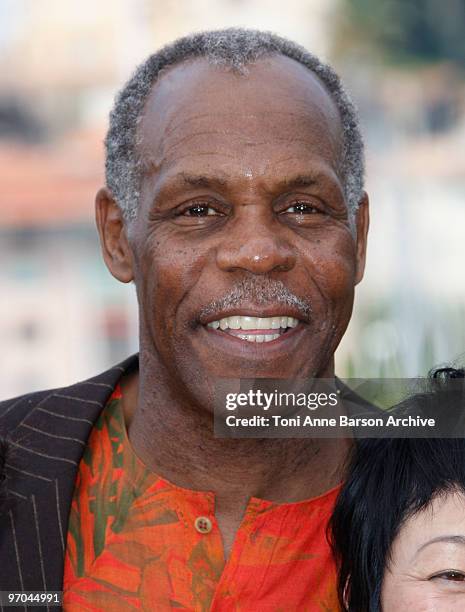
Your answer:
[63,388,341,611]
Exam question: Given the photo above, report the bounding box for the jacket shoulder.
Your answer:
[0,353,139,437]
[0,390,53,434]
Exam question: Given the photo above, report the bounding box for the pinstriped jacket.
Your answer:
[0,354,138,605]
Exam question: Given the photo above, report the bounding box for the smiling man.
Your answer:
[0,29,368,610]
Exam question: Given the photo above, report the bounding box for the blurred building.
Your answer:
[1,0,465,398]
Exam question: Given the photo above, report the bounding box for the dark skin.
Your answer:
[96,55,369,559]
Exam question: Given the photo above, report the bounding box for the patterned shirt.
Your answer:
[63,388,341,611]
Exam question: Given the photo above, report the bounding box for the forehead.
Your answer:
[411,492,465,535]
[137,55,343,183]
[393,491,465,562]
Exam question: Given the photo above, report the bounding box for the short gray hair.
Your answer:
[105,28,365,223]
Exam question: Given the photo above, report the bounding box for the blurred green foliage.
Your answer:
[339,303,465,379]
[343,0,465,68]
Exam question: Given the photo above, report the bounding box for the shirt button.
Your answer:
[194,516,213,534]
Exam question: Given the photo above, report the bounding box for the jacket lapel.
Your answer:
[1,354,139,592]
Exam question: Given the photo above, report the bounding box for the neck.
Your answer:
[123,352,350,505]
[124,350,351,557]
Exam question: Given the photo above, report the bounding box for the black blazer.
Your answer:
[0,354,139,608]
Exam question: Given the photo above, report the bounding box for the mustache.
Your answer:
[200,277,312,320]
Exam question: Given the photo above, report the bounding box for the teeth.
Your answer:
[207,315,299,332]
[228,316,241,329]
[240,316,258,330]
[237,333,281,343]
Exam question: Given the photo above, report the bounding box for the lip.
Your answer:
[205,321,303,341]
[199,304,309,326]
[198,319,307,360]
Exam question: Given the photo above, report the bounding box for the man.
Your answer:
[0,29,368,610]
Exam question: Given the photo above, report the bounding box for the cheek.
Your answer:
[382,589,465,612]
[135,233,210,333]
[320,257,356,301]
[382,578,419,611]
[303,232,358,303]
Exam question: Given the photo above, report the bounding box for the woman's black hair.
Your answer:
[329,367,465,611]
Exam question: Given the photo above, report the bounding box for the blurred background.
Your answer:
[1,0,464,398]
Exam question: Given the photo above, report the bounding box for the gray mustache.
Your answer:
[200,277,311,320]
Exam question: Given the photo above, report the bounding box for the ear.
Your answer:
[354,191,369,285]
[95,187,134,283]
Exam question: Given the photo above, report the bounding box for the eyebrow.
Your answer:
[163,172,318,193]
[275,174,318,191]
[175,173,229,189]
[416,535,465,556]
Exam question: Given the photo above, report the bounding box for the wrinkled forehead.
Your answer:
[391,489,465,563]
[136,55,344,174]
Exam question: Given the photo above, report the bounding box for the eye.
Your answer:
[282,202,323,215]
[430,570,465,582]
[181,203,221,217]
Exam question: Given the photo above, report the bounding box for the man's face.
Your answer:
[104,55,368,405]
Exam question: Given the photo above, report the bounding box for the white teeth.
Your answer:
[207,315,300,332]
[238,334,257,342]
[241,316,258,330]
[270,317,281,329]
[237,333,280,343]
[228,316,241,329]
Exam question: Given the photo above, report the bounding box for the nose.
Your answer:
[216,217,296,274]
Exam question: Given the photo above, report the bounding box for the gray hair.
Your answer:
[105,28,365,224]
